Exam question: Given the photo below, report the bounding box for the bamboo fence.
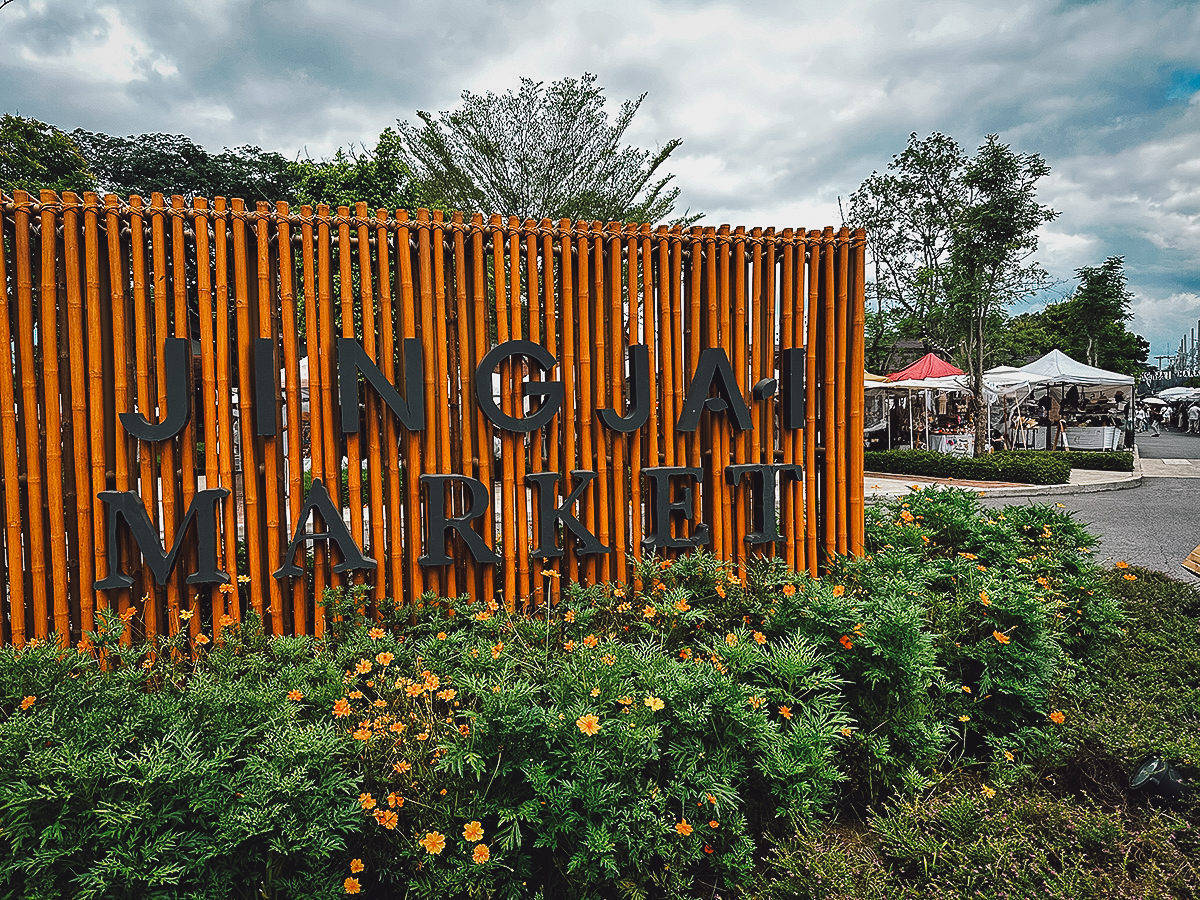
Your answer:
[0,190,865,646]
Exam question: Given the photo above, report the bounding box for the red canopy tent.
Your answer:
[886,353,963,382]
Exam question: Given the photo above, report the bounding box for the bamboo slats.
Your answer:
[0,191,865,645]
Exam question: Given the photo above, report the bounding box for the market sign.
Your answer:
[0,190,866,645]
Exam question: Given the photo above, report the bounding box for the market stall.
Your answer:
[1003,350,1134,451]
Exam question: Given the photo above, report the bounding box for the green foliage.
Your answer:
[0,612,360,900]
[395,73,699,225]
[864,448,1072,484]
[0,115,95,195]
[292,127,417,212]
[71,129,301,203]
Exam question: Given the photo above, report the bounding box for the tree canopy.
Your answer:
[394,73,698,224]
[0,114,94,195]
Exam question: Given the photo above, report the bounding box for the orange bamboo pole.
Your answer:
[558,221,580,585]
[0,195,25,644]
[488,216,516,602]
[847,229,867,554]
[820,227,838,563]
[254,202,283,633]
[805,230,820,575]
[468,215,493,602]
[355,203,386,606]
[62,193,95,636]
[192,199,223,637]
[380,209,405,610]
[791,230,808,572]
[82,194,108,623]
[337,207,366,596]
[834,228,849,557]
[37,192,70,639]
[300,207,327,625]
[277,202,307,632]
[590,223,611,583]
[431,211,457,600]
[606,222,627,583]
[232,199,264,619]
[761,229,777,561]
[213,198,241,624]
[170,196,198,632]
[574,225,597,583]
[396,210,424,606]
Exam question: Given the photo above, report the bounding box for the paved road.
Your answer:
[985,428,1200,577]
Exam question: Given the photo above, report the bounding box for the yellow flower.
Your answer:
[725,633,738,647]
[981,784,996,800]
[840,726,852,737]
[618,696,633,706]
[600,654,616,666]
[1004,750,1015,762]
[343,876,361,894]
[20,695,35,710]
[237,574,251,584]
[676,819,693,836]
[590,687,600,697]
[1123,573,1137,581]
[463,821,484,842]
[576,713,601,735]
[832,584,845,597]
[349,858,364,873]
[472,843,490,864]
[961,685,972,693]
[376,652,394,666]
[748,695,765,709]
[644,695,665,711]
[419,831,446,854]
[993,630,1011,645]
[643,605,657,618]
[179,608,194,621]
[959,715,970,723]
[359,792,376,810]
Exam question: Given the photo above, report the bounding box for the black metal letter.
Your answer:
[780,347,806,430]
[119,337,192,441]
[641,466,710,552]
[676,347,753,433]
[725,464,803,544]
[526,470,609,559]
[338,336,425,433]
[419,474,501,567]
[254,337,277,436]
[474,339,563,433]
[273,478,377,578]
[598,344,650,433]
[96,488,229,589]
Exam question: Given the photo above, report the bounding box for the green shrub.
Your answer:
[864,449,1072,484]
[0,613,361,900]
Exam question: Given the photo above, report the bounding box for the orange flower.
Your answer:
[1114,560,1129,569]
[419,831,446,854]
[491,641,504,659]
[644,695,665,711]
[343,876,361,894]
[582,634,598,648]
[368,627,385,640]
[782,583,797,597]
[333,698,352,717]
[355,659,372,675]
[659,559,672,570]
[725,633,738,647]
[463,821,484,842]
[388,792,403,808]
[674,598,691,612]
[600,654,616,666]
[748,695,765,709]
[715,583,726,598]
[349,858,364,873]
[376,652,394,666]
[979,591,991,606]
[618,696,633,706]
[19,695,35,710]
[832,584,845,597]
[643,604,657,618]
[576,713,601,735]
[564,610,576,623]
[993,630,1011,645]
[675,819,693,836]
[472,843,490,864]
[1049,709,1065,724]
[709,820,719,828]
[839,635,853,650]
[287,689,304,701]
[778,705,792,719]
[704,844,714,854]
[348,690,364,699]
[563,640,576,652]
[219,582,237,595]
[753,631,767,645]
[1123,573,1137,581]
[437,632,447,640]
[219,613,234,627]
[375,809,398,829]
[194,633,210,645]
[359,792,377,810]
[353,727,372,741]
[393,760,412,774]
[706,793,716,804]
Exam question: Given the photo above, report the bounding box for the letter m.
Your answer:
[95,489,230,590]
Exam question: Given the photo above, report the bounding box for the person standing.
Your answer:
[1135,404,1148,433]
[1188,403,1200,434]
[1149,405,1162,437]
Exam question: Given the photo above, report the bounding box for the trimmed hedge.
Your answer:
[1048,450,1135,472]
[864,449,1071,485]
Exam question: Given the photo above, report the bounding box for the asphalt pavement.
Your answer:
[865,427,1200,579]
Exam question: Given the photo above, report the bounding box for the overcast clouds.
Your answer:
[3,0,1199,360]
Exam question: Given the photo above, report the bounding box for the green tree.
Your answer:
[395,73,699,224]
[999,258,1150,377]
[70,129,300,203]
[292,127,416,212]
[0,114,94,195]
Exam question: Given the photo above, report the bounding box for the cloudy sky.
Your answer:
[3,0,1198,361]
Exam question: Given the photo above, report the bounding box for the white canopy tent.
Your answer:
[1004,350,1134,450]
